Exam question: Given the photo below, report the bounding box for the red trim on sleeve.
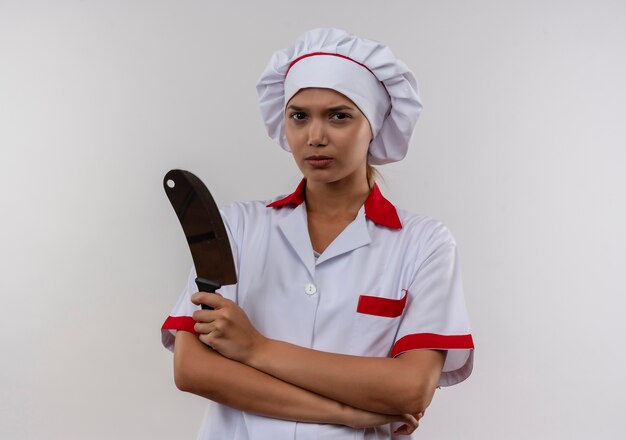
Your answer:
[267,179,402,229]
[161,316,198,336]
[357,290,407,318]
[391,333,474,357]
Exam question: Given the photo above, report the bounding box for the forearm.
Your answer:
[246,339,444,415]
[174,331,399,427]
[189,292,444,417]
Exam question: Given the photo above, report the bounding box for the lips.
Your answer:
[305,155,332,160]
[305,155,333,168]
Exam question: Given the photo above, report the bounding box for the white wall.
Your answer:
[1,1,625,438]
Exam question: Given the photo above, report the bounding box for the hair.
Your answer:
[366,163,381,188]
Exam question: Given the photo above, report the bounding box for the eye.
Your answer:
[331,112,351,121]
[289,111,307,121]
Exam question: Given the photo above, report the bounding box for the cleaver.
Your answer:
[163,169,237,310]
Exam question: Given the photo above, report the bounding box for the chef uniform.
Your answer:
[161,28,474,440]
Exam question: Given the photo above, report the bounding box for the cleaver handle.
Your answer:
[195,277,221,310]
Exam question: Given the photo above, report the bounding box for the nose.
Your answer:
[307,118,327,147]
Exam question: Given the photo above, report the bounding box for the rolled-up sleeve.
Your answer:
[391,222,474,387]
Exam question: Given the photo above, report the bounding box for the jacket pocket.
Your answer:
[356,290,408,318]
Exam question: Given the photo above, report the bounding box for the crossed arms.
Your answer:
[173,292,446,435]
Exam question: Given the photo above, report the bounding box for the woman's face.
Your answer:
[285,88,372,185]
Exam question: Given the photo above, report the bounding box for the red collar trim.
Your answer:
[267,179,402,229]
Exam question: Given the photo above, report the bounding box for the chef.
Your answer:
[162,27,474,439]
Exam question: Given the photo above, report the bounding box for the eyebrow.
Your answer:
[286,104,355,112]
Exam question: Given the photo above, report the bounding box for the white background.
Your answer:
[1,1,625,439]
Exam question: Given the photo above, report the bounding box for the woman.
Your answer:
[161,28,474,439]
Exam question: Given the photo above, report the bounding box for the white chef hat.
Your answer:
[256,28,422,165]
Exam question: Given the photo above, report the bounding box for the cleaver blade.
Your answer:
[163,169,237,310]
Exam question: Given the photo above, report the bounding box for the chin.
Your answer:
[303,173,334,183]
[304,173,348,185]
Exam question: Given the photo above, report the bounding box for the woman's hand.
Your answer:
[392,411,424,436]
[191,291,266,363]
[345,407,419,434]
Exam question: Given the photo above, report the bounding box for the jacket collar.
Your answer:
[267,178,402,229]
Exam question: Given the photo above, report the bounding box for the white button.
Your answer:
[304,283,317,295]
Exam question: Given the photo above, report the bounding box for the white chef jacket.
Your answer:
[162,179,474,440]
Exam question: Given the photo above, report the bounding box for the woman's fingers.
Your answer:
[198,333,212,347]
[393,411,425,435]
[191,292,231,323]
[191,291,224,309]
[393,414,419,436]
[193,321,216,334]
[191,295,222,348]
[188,292,264,362]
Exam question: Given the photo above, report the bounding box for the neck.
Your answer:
[304,174,372,220]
